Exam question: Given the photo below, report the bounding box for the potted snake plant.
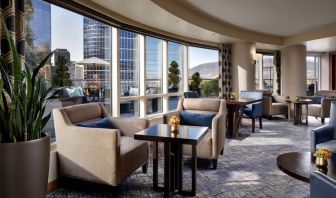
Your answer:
[0,23,58,198]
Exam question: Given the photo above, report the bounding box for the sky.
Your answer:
[50,5,218,66]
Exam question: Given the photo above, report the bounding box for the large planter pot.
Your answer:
[0,134,50,198]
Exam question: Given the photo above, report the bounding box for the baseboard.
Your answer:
[47,179,58,193]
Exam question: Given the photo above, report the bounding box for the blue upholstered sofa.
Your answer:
[240,91,264,132]
[310,171,336,198]
[311,101,336,154]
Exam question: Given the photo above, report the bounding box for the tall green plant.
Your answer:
[0,22,58,143]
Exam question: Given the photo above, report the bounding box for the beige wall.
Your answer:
[320,53,330,90]
[281,45,307,99]
[231,42,256,94]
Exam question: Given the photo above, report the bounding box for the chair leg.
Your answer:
[142,163,148,174]
[321,118,325,124]
[259,117,262,129]
[252,118,255,132]
[220,148,224,155]
[212,159,217,169]
[268,115,272,120]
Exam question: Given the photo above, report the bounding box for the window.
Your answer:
[120,30,140,96]
[26,0,112,140]
[146,36,162,95]
[306,56,320,95]
[188,46,219,97]
[255,53,274,90]
[168,42,183,93]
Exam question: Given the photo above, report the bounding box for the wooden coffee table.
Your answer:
[134,124,209,198]
[277,152,336,183]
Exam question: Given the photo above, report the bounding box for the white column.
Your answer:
[139,35,146,117]
[281,45,307,99]
[231,42,256,94]
[162,41,168,113]
[112,27,120,117]
[183,45,189,92]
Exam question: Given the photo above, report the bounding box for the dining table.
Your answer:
[226,97,263,137]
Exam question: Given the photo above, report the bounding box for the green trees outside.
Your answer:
[168,60,181,91]
[52,55,72,87]
[201,78,219,96]
[190,72,202,93]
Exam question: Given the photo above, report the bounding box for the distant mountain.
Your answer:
[189,62,219,79]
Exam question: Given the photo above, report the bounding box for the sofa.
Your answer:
[163,98,227,169]
[311,101,336,154]
[301,90,336,123]
[263,95,288,119]
[53,103,149,186]
[311,171,336,198]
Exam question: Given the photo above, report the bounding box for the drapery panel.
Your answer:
[274,50,281,95]
[0,0,25,74]
[219,43,232,99]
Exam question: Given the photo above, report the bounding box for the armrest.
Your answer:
[262,96,272,115]
[211,100,227,158]
[163,110,181,124]
[321,98,336,117]
[311,171,336,198]
[109,117,149,137]
[310,125,334,153]
[56,126,121,178]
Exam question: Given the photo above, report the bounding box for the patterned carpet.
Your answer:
[48,116,324,198]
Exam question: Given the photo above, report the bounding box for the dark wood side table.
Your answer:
[134,124,209,198]
[277,152,336,183]
[293,99,313,125]
[226,98,263,137]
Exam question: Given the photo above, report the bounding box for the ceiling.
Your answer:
[80,0,336,52]
[182,0,336,37]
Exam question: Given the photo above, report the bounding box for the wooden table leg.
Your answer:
[177,143,183,192]
[164,142,172,198]
[191,144,197,196]
[227,104,234,137]
[287,102,291,122]
[305,103,308,125]
[153,141,158,189]
[294,103,299,125]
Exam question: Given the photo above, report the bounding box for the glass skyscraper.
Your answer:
[83,17,111,61]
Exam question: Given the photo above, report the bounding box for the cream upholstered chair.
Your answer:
[53,103,149,186]
[163,98,227,169]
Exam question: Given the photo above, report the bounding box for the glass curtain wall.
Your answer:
[25,0,112,141]
[255,53,274,90]
[188,46,219,97]
[168,42,183,93]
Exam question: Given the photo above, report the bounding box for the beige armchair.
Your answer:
[163,98,227,169]
[53,103,149,186]
[263,95,288,119]
[301,90,336,124]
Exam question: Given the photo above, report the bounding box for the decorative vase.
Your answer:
[316,157,328,167]
[171,124,179,133]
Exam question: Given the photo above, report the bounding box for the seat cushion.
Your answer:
[316,140,336,153]
[271,103,288,115]
[183,129,212,159]
[181,111,216,129]
[308,104,322,117]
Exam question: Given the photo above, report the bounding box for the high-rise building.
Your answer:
[54,48,70,66]
[83,17,111,61]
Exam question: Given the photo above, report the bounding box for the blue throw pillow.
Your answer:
[314,96,330,104]
[76,118,114,129]
[181,111,216,129]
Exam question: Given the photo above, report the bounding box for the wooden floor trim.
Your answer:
[47,179,58,193]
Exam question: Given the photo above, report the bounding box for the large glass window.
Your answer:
[25,0,112,140]
[146,36,162,95]
[120,30,140,96]
[188,46,219,97]
[168,42,183,93]
[306,56,320,95]
[255,53,274,90]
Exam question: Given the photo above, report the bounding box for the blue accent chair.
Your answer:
[311,101,336,154]
[240,91,264,132]
[311,171,336,198]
